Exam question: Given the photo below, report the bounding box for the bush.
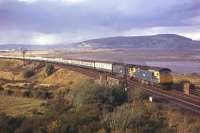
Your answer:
[15,117,47,133]
[22,90,33,98]
[69,79,127,109]
[102,103,173,133]
[47,93,72,113]
[34,89,53,99]
[23,69,34,78]
[69,79,102,108]
[110,87,127,106]
[5,89,14,96]
[0,113,23,133]
[128,87,147,102]
[186,123,200,133]
[0,86,4,91]
[45,64,55,76]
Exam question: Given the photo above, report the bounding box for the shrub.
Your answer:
[0,113,23,133]
[23,69,34,78]
[47,94,72,113]
[34,89,53,99]
[45,64,55,76]
[110,87,127,106]
[69,79,102,108]
[47,120,61,133]
[60,125,77,133]
[186,122,200,133]
[15,117,47,133]
[5,89,14,96]
[69,79,127,109]
[128,87,147,102]
[0,86,4,91]
[22,90,33,98]
[102,103,173,133]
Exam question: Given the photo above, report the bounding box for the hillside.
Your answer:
[0,60,91,117]
[77,34,200,50]
[0,44,66,51]
[0,34,200,51]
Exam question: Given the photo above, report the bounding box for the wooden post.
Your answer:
[181,80,191,95]
[149,96,153,102]
[22,50,26,66]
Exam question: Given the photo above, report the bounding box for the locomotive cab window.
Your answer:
[151,71,160,79]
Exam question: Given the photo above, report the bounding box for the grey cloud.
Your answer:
[0,0,200,44]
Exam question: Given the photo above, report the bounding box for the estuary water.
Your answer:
[145,61,200,73]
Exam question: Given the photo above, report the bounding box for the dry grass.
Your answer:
[35,70,47,81]
[0,60,24,80]
[0,71,24,81]
[38,68,91,88]
[0,60,23,69]
[0,96,46,117]
[0,59,91,90]
[0,51,49,57]
[0,60,91,118]
[0,71,15,80]
[173,73,200,87]
[164,105,200,133]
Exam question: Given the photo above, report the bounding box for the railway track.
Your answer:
[58,64,200,114]
[128,80,200,114]
[1,57,200,114]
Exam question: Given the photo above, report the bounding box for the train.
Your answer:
[0,55,173,87]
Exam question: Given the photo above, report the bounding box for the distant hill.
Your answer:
[0,34,199,51]
[0,44,68,51]
[76,34,200,50]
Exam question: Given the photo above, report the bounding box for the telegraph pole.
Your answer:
[124,64,128,101]
[21,49,26,66]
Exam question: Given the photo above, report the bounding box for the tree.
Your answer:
[23,69,34,78]
[110,87,127,106]
[102,103,174,133]
[45,64,55,76]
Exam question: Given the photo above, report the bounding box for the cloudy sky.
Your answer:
[0,0,200,45]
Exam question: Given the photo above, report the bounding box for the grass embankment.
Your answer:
[36,68,91,87]
[0,60,24,80]
[0,60,23,69]
[0,60,91,117]
[0,96,46,117]
[0,71,15,80]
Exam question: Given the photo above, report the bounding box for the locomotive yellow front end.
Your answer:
[128,67,136,77]
[150,68,173,86]
[158,69,173,85]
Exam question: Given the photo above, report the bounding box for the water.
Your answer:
[145,61,200,73]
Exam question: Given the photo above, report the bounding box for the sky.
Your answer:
[0,0,200,45]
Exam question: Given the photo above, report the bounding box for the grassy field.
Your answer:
[0,96,46,117]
